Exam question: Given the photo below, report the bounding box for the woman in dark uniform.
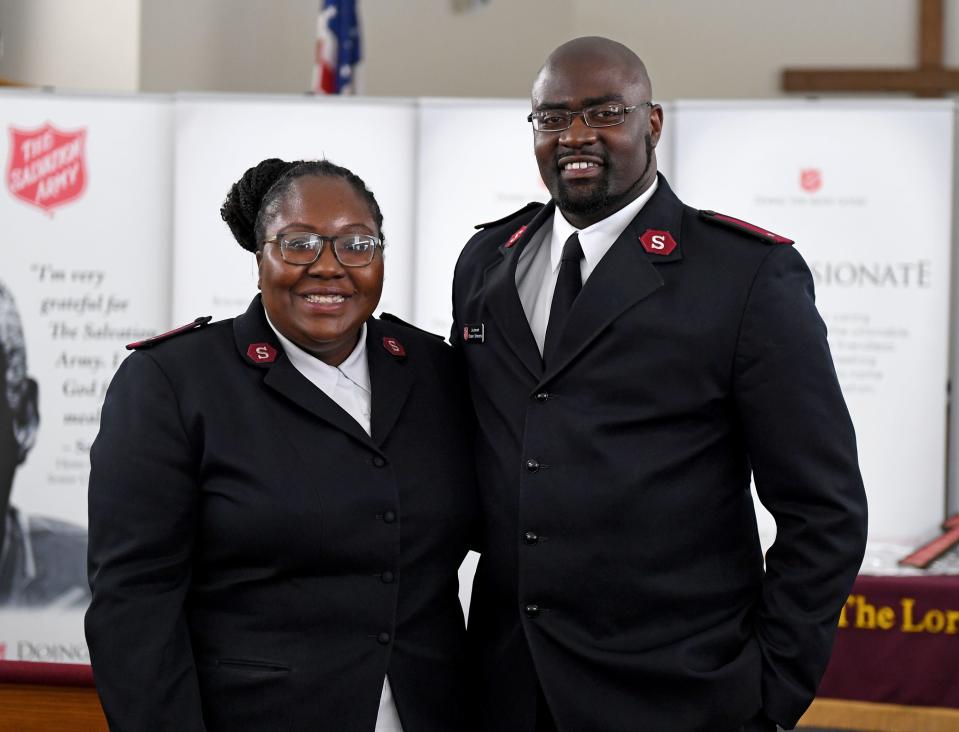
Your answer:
[86,159,476,732]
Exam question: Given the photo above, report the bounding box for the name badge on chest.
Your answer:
[462,323,485,344]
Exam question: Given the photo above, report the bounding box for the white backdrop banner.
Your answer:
[673,100,955,546]
[414,99,547,335]
[0,90,173,661]
[172,94,417,326]
[0,90,955,665]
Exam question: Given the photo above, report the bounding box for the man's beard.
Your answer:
[557,134,653,217]
[557,173,610,217]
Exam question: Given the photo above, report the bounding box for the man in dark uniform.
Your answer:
[0,280,89,608]
[452,37,867,732]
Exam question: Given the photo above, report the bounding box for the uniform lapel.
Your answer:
[365,319,415,446]
[263,358,375,447]
[482,202,555,381]
[233,296,376,449]
[539,175,685,384]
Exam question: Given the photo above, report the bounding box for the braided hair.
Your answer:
[220,159,385,253]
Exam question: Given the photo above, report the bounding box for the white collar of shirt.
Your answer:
[264,314,372,436]
[549,176,659,277]
[265,315,370,395]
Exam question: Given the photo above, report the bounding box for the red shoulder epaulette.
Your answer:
[699,210,794,245]
[474,202,543,230]
[126,316,213,350]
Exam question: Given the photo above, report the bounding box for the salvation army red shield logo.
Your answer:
[6,123,87,214]
[799,168,822,193]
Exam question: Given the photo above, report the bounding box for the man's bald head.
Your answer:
[534,36,652,101]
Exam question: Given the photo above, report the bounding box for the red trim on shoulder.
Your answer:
[504,225,527,249]
[126,316,213,350]
[700,210,794,245]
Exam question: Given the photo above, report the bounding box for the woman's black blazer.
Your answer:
[86,296,477,732]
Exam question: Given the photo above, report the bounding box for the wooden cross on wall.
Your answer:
[782,0,959,97]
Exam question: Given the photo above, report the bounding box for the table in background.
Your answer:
[799,572,959,732]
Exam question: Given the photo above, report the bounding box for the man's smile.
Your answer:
[558,155,605,180]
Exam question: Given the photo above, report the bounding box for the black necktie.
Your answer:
[543,233,584,365]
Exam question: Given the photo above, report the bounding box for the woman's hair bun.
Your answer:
[220,158,294,252]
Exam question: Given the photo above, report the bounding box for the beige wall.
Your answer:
[363,0,959,99]
[139,0,316,93]
[361,0,575,98]
[0,0,140,91]
[0,0,957,98]
[570,0,918,99]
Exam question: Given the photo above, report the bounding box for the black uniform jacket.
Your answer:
[451,175,867,732]
[86,296,477,732]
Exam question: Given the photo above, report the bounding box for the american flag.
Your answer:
[312,0,362,94]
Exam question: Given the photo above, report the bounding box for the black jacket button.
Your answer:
[534,392,549,402]
[523,531,539,545]
[383,510,397,523]
[525,459,540,472]
[524,604,540,618]
[377,632,391,644]
[372,455,387,467]
[381,570,395,584]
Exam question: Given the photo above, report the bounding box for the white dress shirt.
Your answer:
[265,316,404,732]
[515,177,659,354]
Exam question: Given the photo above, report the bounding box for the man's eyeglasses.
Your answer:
[527,101,651,132]
[262,232,384,267]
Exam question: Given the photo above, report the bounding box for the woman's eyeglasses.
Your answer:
[262,232,384,267]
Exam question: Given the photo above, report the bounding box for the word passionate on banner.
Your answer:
[809,259,932,288]
[839,594,959,635]
[6,122,87,214]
